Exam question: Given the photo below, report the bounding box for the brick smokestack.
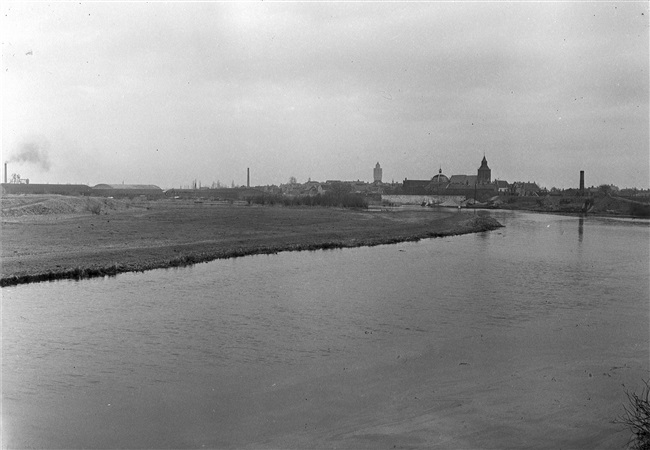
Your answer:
[4,162,6,184]
[580,170,585,194]
[247,168,250,188]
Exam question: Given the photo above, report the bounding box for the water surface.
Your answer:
[2,211,648,448]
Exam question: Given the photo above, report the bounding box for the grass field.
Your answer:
[1,196,501,286]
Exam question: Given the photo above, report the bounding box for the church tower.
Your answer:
[373,162,382,183]
[477,155,491,184]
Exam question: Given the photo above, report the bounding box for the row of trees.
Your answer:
[246,191,368,208]
[181,180,239,189]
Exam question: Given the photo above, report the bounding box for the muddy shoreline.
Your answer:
[1,204,502,287]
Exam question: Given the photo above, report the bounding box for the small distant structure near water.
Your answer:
[92,184,163,199]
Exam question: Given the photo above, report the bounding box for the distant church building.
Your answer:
[373,162,383,183]
[401,155,502,199]
[431,168,449,184]
[477,155,491,184]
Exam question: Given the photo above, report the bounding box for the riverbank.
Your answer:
[1,199,502,286]
[492,193,650,217]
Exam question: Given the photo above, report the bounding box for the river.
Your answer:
[2,211,648,449]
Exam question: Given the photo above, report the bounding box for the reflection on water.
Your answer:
[579,216,584,242]
[2,211,649,448]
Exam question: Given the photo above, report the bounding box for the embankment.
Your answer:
[1,201,502,286]
[497,194,650,217]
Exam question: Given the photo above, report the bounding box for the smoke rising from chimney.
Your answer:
[10,137,51,171]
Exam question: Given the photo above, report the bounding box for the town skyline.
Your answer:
[4,154,648,192]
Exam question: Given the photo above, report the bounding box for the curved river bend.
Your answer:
[3,211,649,449]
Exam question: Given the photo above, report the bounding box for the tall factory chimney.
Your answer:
[579,170,585,195]
[247,168,250,188]
[4,162,7,184]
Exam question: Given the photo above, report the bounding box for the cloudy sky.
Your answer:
[2,2,648,189]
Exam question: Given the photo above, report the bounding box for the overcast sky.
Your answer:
[2,2,648,189]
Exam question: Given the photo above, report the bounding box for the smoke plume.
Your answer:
[9,137,51,171]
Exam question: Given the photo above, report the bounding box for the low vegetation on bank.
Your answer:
[246,192,368,208]
[1,201,502,286]
[0,194,141,217]
[618,380,650,450]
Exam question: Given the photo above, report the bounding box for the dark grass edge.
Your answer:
[1,217,503,287]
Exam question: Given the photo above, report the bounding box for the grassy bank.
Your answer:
[1,199,502,286]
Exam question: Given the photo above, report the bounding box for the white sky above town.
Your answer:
[2,2,648,189]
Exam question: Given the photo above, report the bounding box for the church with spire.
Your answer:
[445,154,492,187]
[402,155,497,197]
[477,155,491,184]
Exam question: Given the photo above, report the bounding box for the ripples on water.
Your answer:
[2,211,649,447]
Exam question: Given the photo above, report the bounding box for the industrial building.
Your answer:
[91,184,164,199]
[1,183,92,196]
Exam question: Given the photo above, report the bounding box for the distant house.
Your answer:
[402,179,431,195]
[350,181,372,194]
[302,182,325,197]
[280,183,304,197]
[366,183,385,195]
[511,182,541,196]
[494,180,509,193]
[258,185,282,195]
